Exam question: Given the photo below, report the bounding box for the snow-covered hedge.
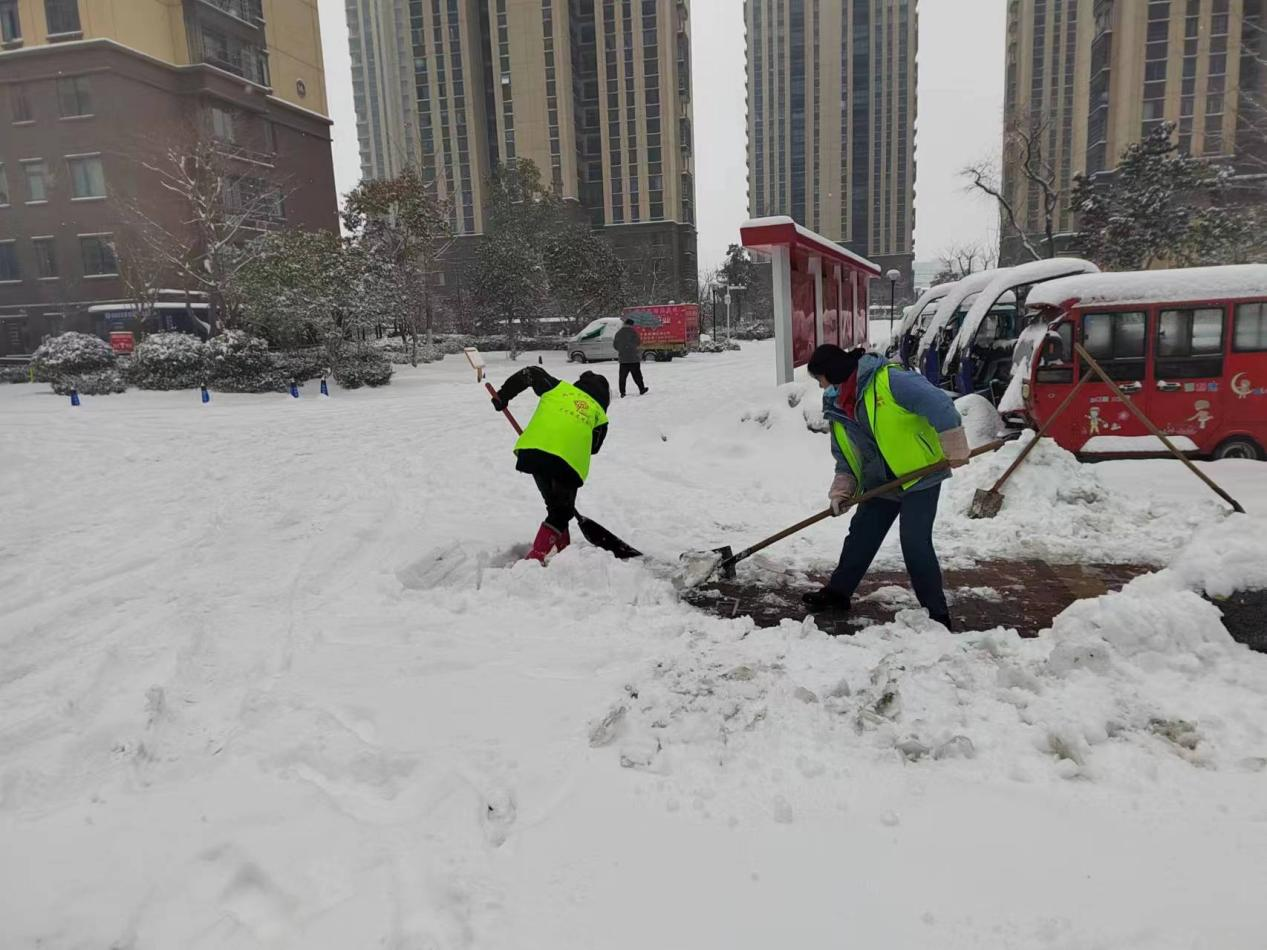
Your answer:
[0,366,32,384]
[32,332,116,382]
[694,338,742,354]
[730,324,775,341]
[333,350,393,388]
[127,333,209,390]
[51,369,129,396]
[273,347,327,383]
[207,331,288,393]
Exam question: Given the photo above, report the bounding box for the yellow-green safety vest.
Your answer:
[831,365,945,491]
[514,381,609,483]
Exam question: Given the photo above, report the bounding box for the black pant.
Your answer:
[619,361,646,396]
[828,484,948,618]
[532,473,578,532]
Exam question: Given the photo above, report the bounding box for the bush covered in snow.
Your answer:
[0,365,33,384]
[206,331,288,393]
[333,349,393,388]
[127,333,209,390]
[731,324,775,341]
[694,338,742,354]
[273,347,327,383]
[31,332,116,382]
[50,369,129,396]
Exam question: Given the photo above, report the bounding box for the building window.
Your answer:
[57,76,92,117]
[1234,302,1267,352]
[209,106,237,143]
[262,119,276,153]
[0,241,18,281]
[12,84,32,122]
[0,163,8,205]
[23,161,47,202]
[67,155,106,198]
[44,0,80,34]
[80,235,118,277]
[33,237,58,278]
[0,0,20,42]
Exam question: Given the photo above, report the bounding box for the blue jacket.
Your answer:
[823,354,962,494]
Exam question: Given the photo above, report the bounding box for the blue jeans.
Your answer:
[827,484,948,618]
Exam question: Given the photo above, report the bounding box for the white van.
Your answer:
[567,317,623,363]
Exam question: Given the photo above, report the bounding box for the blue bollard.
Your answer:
[289,378,300,398]
[320,377,329,397]
[70,387,80,407]
[201,383,210,404]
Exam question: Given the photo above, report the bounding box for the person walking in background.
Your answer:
[613,318,649,398]
[802,344,970,630]
[490,367,611,563]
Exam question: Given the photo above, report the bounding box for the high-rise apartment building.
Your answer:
[745,0,917,289]
[345,0,698,303]
[1002,0,1267,263]
[0,0,339,354]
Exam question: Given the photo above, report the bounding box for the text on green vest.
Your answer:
[514,381,609,482]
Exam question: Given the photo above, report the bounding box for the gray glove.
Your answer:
[939,426,971,467]
[828,472,858,516]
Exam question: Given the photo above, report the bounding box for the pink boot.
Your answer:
[526,522,563,564]
[556,527,571,553]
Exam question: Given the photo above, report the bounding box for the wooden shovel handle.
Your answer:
[725,440,1006,568]
[485,381,524,435]
[1073,343,1244,514]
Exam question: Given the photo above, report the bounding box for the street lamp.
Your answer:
[885,268,901,345]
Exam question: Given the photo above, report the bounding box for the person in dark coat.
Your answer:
[803,344,970,630]
[491,367,611,562]
[613,319,649,397]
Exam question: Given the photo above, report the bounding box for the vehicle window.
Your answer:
[1234,302,1267,352]
[1156,307,1224,378]
[1081,311,1147,381]
[1036,322,1074,383]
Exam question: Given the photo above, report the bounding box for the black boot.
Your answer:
[802,587,851,612]
[930,613,956,632]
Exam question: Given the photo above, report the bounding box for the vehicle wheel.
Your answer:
[1212,436,1265,461]
[569,351,587,363]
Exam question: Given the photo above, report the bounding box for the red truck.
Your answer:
[568,304,701,363]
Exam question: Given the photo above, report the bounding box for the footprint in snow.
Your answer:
[482,788,516,847]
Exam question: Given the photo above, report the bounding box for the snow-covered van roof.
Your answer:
[945,258,1098,365]
[1026,265,1267,311]
[897,281,957,336]
[915,268,1013,359]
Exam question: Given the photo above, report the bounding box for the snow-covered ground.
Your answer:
[3,341,1267,949]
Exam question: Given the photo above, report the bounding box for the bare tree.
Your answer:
[119,131,290,330]
[935,240,998,281]
[964,117,1062,262]
[111,226,169,339]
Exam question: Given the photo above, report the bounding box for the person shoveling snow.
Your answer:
[802,344,970,629]
[490,366,613,563]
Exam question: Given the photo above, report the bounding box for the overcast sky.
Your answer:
[316,0,1004,270]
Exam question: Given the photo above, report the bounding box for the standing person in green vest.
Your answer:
[803,344,970,629]
[491,366,611,563]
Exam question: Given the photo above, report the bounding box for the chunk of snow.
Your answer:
[954,393,1006,448]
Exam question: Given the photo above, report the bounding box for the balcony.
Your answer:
[197,0,263,26]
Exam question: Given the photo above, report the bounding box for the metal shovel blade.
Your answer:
[675,545,734,590]
[968,487,1005,519]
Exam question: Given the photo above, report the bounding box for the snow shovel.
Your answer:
[968,371,1095,519]
[481,380,643,560]
[679,441,1005,589]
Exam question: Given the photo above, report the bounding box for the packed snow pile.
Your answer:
[1168,514,1267,597]
[952,393,1005,448]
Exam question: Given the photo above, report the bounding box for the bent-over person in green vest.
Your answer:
[804,344,970,630]
[491,366,611,563]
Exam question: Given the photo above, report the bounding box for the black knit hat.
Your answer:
[575,371,611,410]
[807,344,864,385]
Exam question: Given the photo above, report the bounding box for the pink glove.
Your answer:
[829,472,858,516]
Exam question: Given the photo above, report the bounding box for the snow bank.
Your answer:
[1168,515,1267,597]
[1027,264,1267,310]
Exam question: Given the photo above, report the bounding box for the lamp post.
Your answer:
[885,268,901,345]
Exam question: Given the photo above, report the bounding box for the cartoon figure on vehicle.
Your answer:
[1188,399,1214,430]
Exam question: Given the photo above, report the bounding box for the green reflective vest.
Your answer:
[831,365,945,491]
[515,381,609,483]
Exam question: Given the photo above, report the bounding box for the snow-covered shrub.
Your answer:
[273,347,327,383]
[127,333,209,390]
[50,369,129,396]
[0,365,32,384]
[207,330,287,393]
[731,324,774,341]
[694,338,742,354]
[31,332,115,382]
[438,338,467,355]
[333,349,393,388]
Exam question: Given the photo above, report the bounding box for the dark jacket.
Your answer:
[498,366,608,487]
[823,354,961,494]
[613,325,642,364]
